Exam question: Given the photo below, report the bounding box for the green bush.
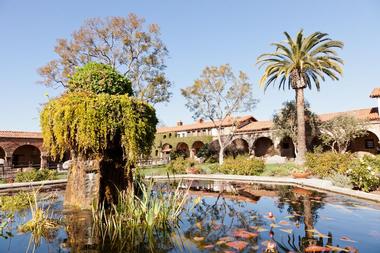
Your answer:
[211,156,264,176]
[305,152,356,177]
[15,169,58,183]
[361,155,380,173]
[260,163,296,177]
[347,161,380,192]
[166,157,197,174]
[325,172,353,189]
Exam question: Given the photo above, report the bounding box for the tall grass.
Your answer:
[93,180,189,252]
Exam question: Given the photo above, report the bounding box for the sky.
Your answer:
[0,0,379,131]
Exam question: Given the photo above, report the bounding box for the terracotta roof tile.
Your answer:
[318,107,379,122]
[237,121,273,132]
[0,131,42,139]
[370,88,380,98]
[157,115,255,133]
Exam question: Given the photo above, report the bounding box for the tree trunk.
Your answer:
[295,88,307,164]
[219,146,224,165]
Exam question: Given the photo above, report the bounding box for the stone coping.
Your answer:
[146,174,380,203]
[0,179,67,191]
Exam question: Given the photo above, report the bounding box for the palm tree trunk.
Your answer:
[295,88,307,164]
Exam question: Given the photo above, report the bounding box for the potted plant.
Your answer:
[291,167,310,179]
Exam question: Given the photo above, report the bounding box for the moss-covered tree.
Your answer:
[40,62,157,208]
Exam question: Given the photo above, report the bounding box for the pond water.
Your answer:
[1,180,380,252]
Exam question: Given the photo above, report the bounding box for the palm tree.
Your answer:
[257,30,343,163]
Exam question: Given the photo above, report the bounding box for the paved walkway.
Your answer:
[0,179,67,193]
[147,174,380,203]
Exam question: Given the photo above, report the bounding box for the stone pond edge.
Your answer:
[0,175,379,203]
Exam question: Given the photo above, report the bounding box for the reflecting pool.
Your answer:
[0,180,380,252]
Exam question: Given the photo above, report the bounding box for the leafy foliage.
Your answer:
[166,157,199,174]
[361,155,380,173]
[260,163,298,177]
[41,92,157,162]
[38,14,171,104]
[347,161,380,192]
[257,29,344,162]
[0,192,31,211]
[324,172,353,188]
[273,100,320,145]
[93,181,189,252]
[15,169,58,182]
[305,151,356,177]
[68,62,133,95]
[181,64,256,164]
[211,156,264,176]
[320,115,368,153]
[257,29,344,91]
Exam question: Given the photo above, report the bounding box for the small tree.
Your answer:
[273,101,320,155]
[41,62,157,208]
[320,115,368,153]
[181,64,256,165]
[38,14,171,105]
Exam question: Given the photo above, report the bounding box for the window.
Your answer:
[163,135,166,139]
[169,133,172,138]
[365,139,375,149]
[155,150,158,156]
[282,143,290,149]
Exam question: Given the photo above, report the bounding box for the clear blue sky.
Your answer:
[1,0,379,131]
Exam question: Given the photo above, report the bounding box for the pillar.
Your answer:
[40,152,49,169]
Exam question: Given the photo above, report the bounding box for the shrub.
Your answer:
[305,152,356,177]
[166,157,197,174]
[325,172,353,189]
[361,155,380,173]
[15,169,58,183]
[211,156,264,176]
[260,163,295,177]
[347,161,380,192]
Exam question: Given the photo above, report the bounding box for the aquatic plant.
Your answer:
[18,191,60,247]
[92,180,189,252]
[0,192,31,211]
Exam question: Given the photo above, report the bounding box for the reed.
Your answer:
[93,180,189,252]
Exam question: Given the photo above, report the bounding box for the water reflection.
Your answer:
[0,181,380,252]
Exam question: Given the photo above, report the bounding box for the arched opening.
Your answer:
[348,131,380,154]
[192,141,205,157]
[225,138,249,157]
[254,137,274,157]
[279,137,295,158]
[12,145,41,168]
[176,142,190,158]
[161,143,172,158]
[0,146,5,159]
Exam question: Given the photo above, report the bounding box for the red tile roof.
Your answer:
[318,107,379,121]
[370,88,380,98]
[0,131,42,139]
[156,115,256,134]
[237,121,273,132]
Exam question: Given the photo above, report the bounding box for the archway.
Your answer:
[0,147,5,159]
[254,137,274,157]
[225,138,249,157]
[279,137,295,158]
[192,141,205,157]
[12,145,41,168]
[348,131,380,154]
[176,142,190,158]
[161,143,172,158]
